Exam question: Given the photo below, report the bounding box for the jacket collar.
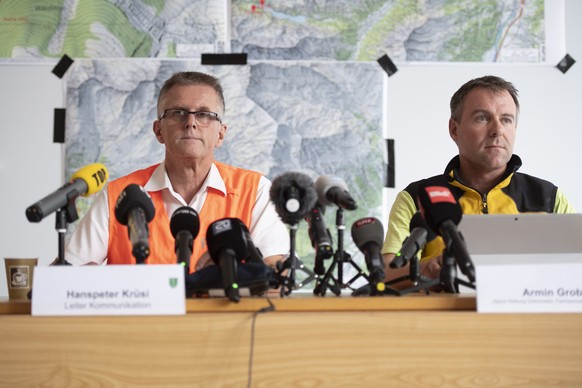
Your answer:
[445,154,522,183]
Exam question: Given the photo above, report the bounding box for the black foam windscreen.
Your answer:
[416,184,462,234]
[114,184,156,225]
[237,220,264,263]
[170,206,200,239]
[409,211,437,242]
[269,172,318,225]
[206,218,248,265]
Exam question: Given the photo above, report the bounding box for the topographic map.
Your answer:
[232,0,546,62]
[65,59,385,283]
[1,0,546,62]
[0,0,227,58]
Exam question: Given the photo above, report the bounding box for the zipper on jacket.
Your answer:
[482,193,489,214]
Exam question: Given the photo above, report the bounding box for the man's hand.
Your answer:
[194,252,214,271]
[264,254,285,270]
[419,254,443,280]
[383,252,445,292]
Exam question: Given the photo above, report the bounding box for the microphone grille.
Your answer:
[114,184,156,225]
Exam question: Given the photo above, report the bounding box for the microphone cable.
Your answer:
[247,296,276,388]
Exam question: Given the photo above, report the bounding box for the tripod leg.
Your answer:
[293,258,316,289]
[342,253,371,289]
[313,258,340,296]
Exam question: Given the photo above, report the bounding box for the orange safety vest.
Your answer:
[106,162,260,273]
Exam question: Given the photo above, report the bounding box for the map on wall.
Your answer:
[232,0,547,62]
[0,0,228,59]
[64,59,385,280]
[1,0,549,63]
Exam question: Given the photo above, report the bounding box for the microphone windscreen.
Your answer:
[314,175,348,206]
[170,206,200,239]
[270,172,317,225]
[417,184,462,233]
[114,184,156,225]
[71,163,109,196]
[351,217,384,249]
[237,220,264,263]
[409,211,437,241]
[206,218,248,265]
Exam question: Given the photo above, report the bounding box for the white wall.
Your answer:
[1,1,581,297]
[384,0,582,215]
[1,63,63,296]
[383,63,582,212]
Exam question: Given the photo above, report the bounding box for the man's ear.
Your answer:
[153,120,164,144]
[215,123,227,148]
[449,118,459,142]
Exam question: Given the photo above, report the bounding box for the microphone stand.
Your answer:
[278,224,316,297]
[54,195,79,266]
[442,238,476,293]
[312,250,333,293]
[388,243,475,295]
[175,231,193,277]
[385,254,434,296]
[313,208,367,296]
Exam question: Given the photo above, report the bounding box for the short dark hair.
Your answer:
[157,71,225,117]
[450,75,519,121]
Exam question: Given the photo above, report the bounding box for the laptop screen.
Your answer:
[458,213,582,255]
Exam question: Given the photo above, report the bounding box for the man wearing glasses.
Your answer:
[65,71,289,272]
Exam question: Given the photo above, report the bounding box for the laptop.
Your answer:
[454,213,582,293]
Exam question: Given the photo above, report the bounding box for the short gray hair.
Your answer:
[157,71,225,116]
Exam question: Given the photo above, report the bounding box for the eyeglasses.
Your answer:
[159,109,222,126]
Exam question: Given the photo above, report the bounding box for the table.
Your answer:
[1,295,581,387]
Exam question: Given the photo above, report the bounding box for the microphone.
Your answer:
[26,163,109,222]
[315,175,357,210]
[351,217,386,294]
[305,202,334,260]
[238,221,264,264]
[206,218,249,302]
[390,212,437,269]
[269,172,318,225]
[417,185,475,282]
[114,184,156,264]
[170,206,200,273]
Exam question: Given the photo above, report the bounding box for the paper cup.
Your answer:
[4,258,37,300]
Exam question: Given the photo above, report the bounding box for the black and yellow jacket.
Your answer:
[382,155,575,258]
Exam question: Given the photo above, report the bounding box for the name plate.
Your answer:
[32,265,185,316]
[474,253,582,313]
